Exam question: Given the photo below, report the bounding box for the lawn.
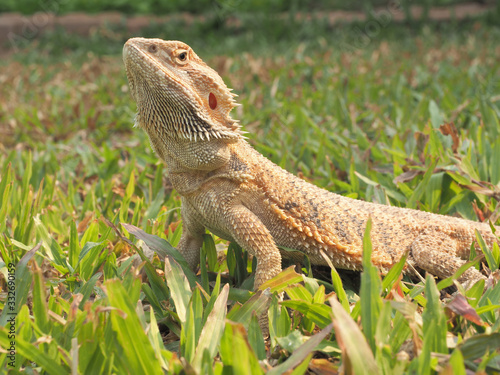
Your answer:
[1,11,500,374]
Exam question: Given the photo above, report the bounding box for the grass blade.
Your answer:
[192,284,230,372]
[360,218,383,352]
[164,257,192,324]
[227,289,271,326]
[267,323,332,375]
[0,327,68,374]
[106,279,163,375]
[220,321,264,375]
[0,243,39,326]
[329,297,379,375]
[258,266,303,293]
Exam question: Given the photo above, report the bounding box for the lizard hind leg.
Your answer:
[410,230,486,287]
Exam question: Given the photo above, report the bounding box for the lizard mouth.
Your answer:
[123,39,192,102]
[123,43,138,101]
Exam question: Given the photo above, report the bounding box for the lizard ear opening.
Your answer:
[209,92,217,110]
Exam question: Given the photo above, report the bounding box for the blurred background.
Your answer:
[1,0,498,60]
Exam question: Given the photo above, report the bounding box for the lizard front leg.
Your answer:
[226,205,281,335]
[226,205,282,289]
[178,197,282,290]
[177,199,205,271]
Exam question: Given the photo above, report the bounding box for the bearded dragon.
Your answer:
[123,37,495,290]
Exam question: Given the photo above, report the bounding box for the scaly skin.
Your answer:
[123,37,494,289]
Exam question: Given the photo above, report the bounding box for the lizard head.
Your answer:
[123,37,241,142]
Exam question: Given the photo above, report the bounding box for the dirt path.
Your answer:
[0,2,495,55]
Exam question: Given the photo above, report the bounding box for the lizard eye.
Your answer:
[148,44,158,53]
[175,50,189,64]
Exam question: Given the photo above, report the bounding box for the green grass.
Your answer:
[1,15,500,374]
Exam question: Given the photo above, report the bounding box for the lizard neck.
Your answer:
[145,127,233,172]
[146,127,253,195]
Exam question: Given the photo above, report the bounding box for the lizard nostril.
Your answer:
[148,44,158,53]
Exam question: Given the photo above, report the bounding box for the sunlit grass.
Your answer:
[0,17,499,373]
